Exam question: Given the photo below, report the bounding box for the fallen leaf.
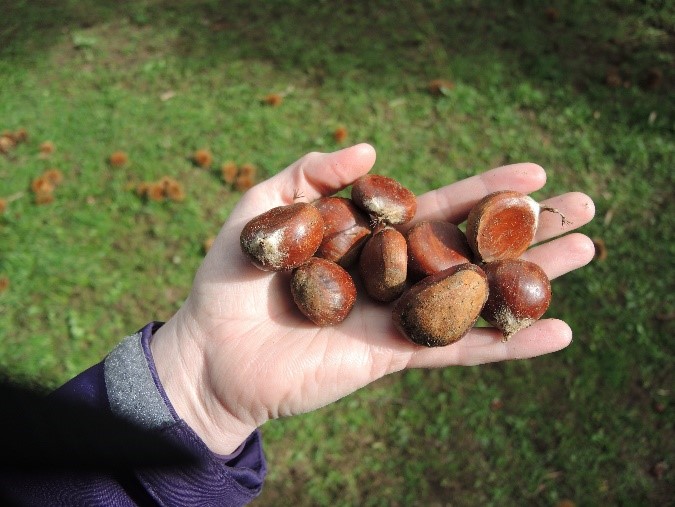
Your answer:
[109,151,129,166]
[160,90,176,101]
[428,79,455,96]
[39,141,55,155]
[333,126,348,143]
[592,237,608,261]
[221,161,238,184]
[263,93,283,106]
[192,149,213,168]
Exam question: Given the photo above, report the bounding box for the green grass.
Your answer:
[1,1,673,505]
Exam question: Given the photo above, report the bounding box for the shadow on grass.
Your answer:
[2,0,672,104]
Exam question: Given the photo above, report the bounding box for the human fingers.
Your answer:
[408,162,547,228]
[522,233,596,280]
[235,143,377,217]
[404,318,572,369]
[378,233,593,371]
[532,192,595,244]
[399,234,594,369]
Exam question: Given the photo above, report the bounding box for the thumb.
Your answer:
[235,143,377,217]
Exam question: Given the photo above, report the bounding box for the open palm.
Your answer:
[151,144,595,454]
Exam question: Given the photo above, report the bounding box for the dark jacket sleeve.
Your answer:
[0,322,266,506]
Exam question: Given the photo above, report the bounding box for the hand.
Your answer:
[151,144,596,454]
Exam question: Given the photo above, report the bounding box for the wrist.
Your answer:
[150,311,257,455]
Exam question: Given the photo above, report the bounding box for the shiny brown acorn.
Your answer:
[351,174,417,225]
[481,258,552,340]
[466,190,567,262]
[313,196,372,267]
[359,225,408,302]
[393,263,488,347]
[406,220,473,280]
[290,257,357,326]
[240,202,324,271]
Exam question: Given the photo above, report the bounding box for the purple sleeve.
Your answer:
[0,323,266,506]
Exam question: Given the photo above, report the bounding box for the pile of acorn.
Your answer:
[240,174,561,347]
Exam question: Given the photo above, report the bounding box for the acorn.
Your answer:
[393,263,488,347]
[291,257,357,326]
[466,190,567,262]
[481,258,552,340]
[313,196,372,267]
[406,220,473,280]
[359,225,408,302]
[351,174,417,225]
[240,203,324,271]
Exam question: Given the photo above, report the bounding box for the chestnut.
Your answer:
[240,202,324,271]
[359,225,408,302]
[313,196,372,267]
[481,258,552,340]
[351,174,417,225]
[291,257,357,326]
[406,220,473,280]
[393,263,488,347]
[466,190,567,262]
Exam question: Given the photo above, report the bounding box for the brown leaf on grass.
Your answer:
[0,135,15,154]
[135,182,150,197]
[146,183,165,201]
[233,163,257,191]
[0,276,9,293]
[3,128,28,145]
[39,141,55,155]
[30,176,55,195]
[263,93,283,106]
[163,177,186,202]
[0,198,6,213]
[221,161,238,184]
[333,126,348,143]
[12,128,28,143]
[235,173,255,192]
[43,168,64,186]
[34,191,55,205]
[160,90,176,101]
[30,169,63,203]
[592,237,608,262]
[428,78,455,96]
[237,163,257,179]
[192,149,213,168]
[109,151,129,167]
[136,177,185,202]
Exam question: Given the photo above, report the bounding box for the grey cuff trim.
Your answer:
[104,332,174,430]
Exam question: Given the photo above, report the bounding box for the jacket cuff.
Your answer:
[104,322,266,505]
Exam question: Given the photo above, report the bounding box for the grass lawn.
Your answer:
[1,1,673,505]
